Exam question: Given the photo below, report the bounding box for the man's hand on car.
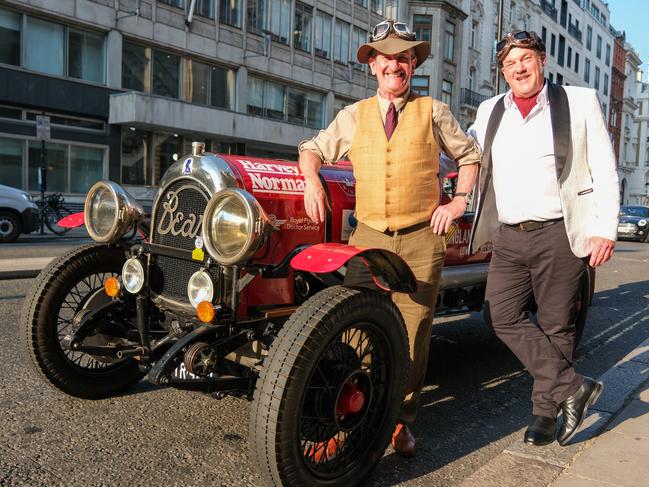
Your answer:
[430,198,467,234]
[304,178,331,224]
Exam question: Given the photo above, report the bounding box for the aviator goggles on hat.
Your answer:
[496,30,545,61]
[370,20,416,42]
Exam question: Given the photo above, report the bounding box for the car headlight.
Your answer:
[202,189,271,266]
[84,181,144,243]
[21,192,34,203]
[638,219,647,227]
[122,257,145,294]
[187,270,214,308]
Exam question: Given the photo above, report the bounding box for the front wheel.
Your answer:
[0,210,21,243]
[250,286,409,487]
[22,243,144,399]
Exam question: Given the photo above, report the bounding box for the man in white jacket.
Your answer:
[469,30,619,447]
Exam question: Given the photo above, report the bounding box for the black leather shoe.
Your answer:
[557,377,603,446]
[524,415,557,446]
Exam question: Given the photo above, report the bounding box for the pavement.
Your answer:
[2,231,649,486]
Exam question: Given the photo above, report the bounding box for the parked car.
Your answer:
[617,205,649,242]
[0,183,39,243]
[22,143,593,486]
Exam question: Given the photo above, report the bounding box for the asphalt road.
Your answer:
[1,239,648,486]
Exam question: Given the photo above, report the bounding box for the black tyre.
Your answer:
[0,210,21,243]
[22,243,144,399]
[250,286,409,487]
[44,207,72,235]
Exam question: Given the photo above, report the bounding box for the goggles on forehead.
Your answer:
[496,30,544,57]
[370,20,416,42]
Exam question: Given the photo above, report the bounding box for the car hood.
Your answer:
[0,183,29,198]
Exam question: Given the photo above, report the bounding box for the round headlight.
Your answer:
[122,257,145,294]
[84,181,144,243]
[187,270,214,308]
[638,219,647,226]
[202,189,271,265]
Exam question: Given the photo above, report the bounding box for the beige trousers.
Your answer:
[347,222,446,425]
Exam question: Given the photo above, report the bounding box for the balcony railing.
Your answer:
[461,88,490,108]
[540,0,558,21]
[568,23,582,42]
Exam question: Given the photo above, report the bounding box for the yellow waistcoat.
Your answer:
[349,95,440,232]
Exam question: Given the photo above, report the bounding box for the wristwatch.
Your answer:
[453,192,470,204]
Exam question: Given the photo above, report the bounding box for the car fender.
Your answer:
[290,243,417,293]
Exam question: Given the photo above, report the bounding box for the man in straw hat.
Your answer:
[469,30,618,447]
[299,19,481,457]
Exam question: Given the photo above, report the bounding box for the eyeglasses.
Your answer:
[370,20,416,42]
[496,30,540,55]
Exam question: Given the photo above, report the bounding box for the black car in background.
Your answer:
[617,205,649,242]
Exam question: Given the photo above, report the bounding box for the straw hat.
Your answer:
[357,33,430,67]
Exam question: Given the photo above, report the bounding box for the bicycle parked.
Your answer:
[36,193,73,235]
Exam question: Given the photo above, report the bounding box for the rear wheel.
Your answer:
[22,243,144,399]
[44,207,72,235]
[250,286,409,487]
[0,210,20,243]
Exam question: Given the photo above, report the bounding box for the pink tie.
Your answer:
[385,102,398,140]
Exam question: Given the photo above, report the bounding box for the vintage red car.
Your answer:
[22,142,591,486]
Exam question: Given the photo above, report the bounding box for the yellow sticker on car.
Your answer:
[192,248,204,261]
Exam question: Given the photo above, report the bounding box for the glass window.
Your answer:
[575,52,579,73]
[557,73,563,85]
[196,0,214,18]
[596,35,602,58]
[69,29,105,83]
[557,35,565,66]
[247,77,265,116]
[605,43,610,66]
[351,28,366,68]
[121,129,150,186]
[550,34,556,56]
[28,141,68,193]
[442,80,452,106]
[264,80,285,120]
[411,75,429,96]
[288,87,307,124]
[294,2,313,53]
[314,11,332,59]
[210,64,232,109]
[153,133,182,180]
[584,58,590,83]
[306,91,323,128]
[413,15,432,43]
[370,0,383,15]
[355,0,367,8]
[470,21,478,48]
[122,41,149,92]
[247,0,267,33]
[159,0,184,7]
[586,25,592,50]
[333,98,348,118]
[594,66,600,90]
[333,20,350,63]
[26,17,64,76]
[269,0,290,44]
[0,137,23,189]
[0,106,21,120]
[0,8,21,66]
[541,26,547,45]
[70,146,104,193]
[444,21,455,61]
[567,46,572,68]
[604,73,609,95]
[185,59,210,105]
[152,50,180,98]
[220,0,241,27]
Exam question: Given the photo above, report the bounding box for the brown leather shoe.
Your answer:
[391,422,416,457]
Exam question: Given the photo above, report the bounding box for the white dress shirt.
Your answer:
[471,83,564,224]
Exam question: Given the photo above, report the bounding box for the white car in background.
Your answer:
[0,183,39,243]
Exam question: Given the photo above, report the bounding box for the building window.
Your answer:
[444,21,455,61]
[567,46,572,68]
[184,60,233,109]
[122,41,149,92]
[442,80,452,106]
[470,20,478,49]
[0,137,23,189]
[247,77,285,120]
[596,34,602,58]
[269,0,290,44]
[586,25,592,50]
[293,2,313,53]
[370,0,384,15]
[413,15,432,43]
[68,29,105,83]
[152,50,180,98]
[584,57,590,83]
[314,12,332,58]
[605,43,611,66]
[247,0,266,32]
[604,73,609,95]
[159,0,184,7]
[25,17,64,76]
[557,73,563,85]
[122,129,151,186]
[541,26,547,45]
[468,67,475,91]
[557,35,565,66]
[0,9,21,66]
[27,141,67,193]
[550,34,556,56]
[333,98,349,118]
[549,72,554,83]
[411,75,429,96]
[219,0,241,27]
[196,0,214,18]
[594,66,600,90]
[333,20,350,64]
[70,146,104,193]
[351,27,366,68]
[288,88,323,128]
[575,52,579,73]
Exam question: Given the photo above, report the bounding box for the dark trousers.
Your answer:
[484,222,586,418]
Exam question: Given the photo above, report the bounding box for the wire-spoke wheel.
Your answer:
[22,243,144,399]
[250,286,409,487]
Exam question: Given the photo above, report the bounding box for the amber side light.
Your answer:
[197,301,215,323]
[104,276,120,298]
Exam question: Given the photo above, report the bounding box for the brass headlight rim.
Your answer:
[84,181,120,243]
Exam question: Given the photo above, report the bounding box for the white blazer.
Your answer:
[469,82,620,258]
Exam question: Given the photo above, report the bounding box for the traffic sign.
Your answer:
[36,115,51,140]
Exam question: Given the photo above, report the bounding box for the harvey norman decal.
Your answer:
[239,159,305,195]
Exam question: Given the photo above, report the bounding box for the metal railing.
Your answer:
[461,88,490,108]
[540,0,558,20]
[568,23,582,42]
